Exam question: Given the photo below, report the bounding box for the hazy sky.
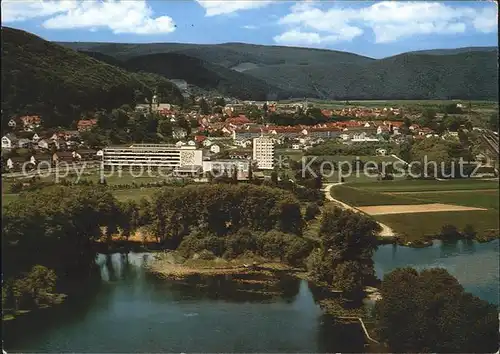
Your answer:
[1,0,498,58]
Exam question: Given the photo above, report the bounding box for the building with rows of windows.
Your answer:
[102,144,203,169]
[252,136,274,170]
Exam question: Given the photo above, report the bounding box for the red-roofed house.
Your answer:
[226,115,251,126]
[194,135,207,143]
[77,119,98,132]
[20,115,42,131]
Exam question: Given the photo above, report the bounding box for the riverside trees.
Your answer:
[309,206,380,299]
[375,268,499,353]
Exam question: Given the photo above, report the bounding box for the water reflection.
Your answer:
[6,252,365,353]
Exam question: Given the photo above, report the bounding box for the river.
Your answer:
[4,239,498,352]
[374,239,499,306]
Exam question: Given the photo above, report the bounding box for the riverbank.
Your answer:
[147,251,297,280]
[2,294,67,322]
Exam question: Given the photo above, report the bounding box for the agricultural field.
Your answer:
[375,210,499,242]
[347,179,499,192]
[330,178,499,242]
[330,185,426,206]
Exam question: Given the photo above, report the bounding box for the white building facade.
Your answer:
[102,144,203,168]
[252,136,274,170]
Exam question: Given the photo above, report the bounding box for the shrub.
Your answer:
[462,224,476,239]
[440,224,460,240]
[198,249,216,261]
[304,203,321,221]
[9,181,23,193]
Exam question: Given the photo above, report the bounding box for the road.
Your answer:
[322,183,395,237]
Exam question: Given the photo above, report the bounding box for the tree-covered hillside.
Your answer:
[245,51,498,100]
[123,52,303,101]
[59,40,498,101]
[1,27,183,128]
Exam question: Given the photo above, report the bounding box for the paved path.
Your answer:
[322,183,395,237]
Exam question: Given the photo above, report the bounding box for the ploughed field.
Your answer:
[330,179,499,242]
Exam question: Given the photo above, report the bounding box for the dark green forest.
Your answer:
[61,40,498,101]
[1,27,184,128]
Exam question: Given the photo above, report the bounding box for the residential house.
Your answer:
[351,132,380,143]
[226,115,251,126]
[17,138,31,148]
[202,139,213,147]
[194,135,207,145]
[8,119,17,128]
[32,133,41,142]
[187,140,196,146]
[229,150,252,160]
[173,128,187,139]
[210,144,221,154]
[234,128,261,140]
[77,119,98,132]
[37,139,50,150]
[292,144,301,150]
[1,134,17,149]
[175,141,185,147]
[235,139,253,148]
[20,115,41,131]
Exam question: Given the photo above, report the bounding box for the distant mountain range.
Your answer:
[1,26,498,129]
[59,41,499,101]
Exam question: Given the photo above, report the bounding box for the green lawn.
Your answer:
[2,187,161,206]
[375,210,499,243]
[112,188,161,202]
[330,185,428,206]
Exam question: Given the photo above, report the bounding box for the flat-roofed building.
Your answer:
[252,136,274,170]
[202,159,250,180]
[102,144,203,168]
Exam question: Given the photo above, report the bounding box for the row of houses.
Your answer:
[6,116,97,133]
[1,131,81,150]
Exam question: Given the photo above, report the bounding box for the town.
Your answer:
[2,6,499,353]
[2,96,497,182]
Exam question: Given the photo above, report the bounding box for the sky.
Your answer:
[1,0,498,58]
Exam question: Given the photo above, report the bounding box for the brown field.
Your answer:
[358,203,488,215]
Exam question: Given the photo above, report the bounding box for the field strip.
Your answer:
[385,189,499,195]
[358,203,489,215]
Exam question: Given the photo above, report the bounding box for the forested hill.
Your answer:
[1,27,183,128]
[60,40,498,101]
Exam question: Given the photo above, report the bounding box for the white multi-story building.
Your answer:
[252,136,274,170]
[102,144,203,168]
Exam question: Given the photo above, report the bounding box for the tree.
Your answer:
[441,224,460,240]
[304,203,320,221]
[489,112,498,131]
[270,171,278,185]
[462,224,476,239]
[214,97,225,107]
[311,207,380,295]
[158,119,173,138]
[199,98,210,115]
[375,268,498,353]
